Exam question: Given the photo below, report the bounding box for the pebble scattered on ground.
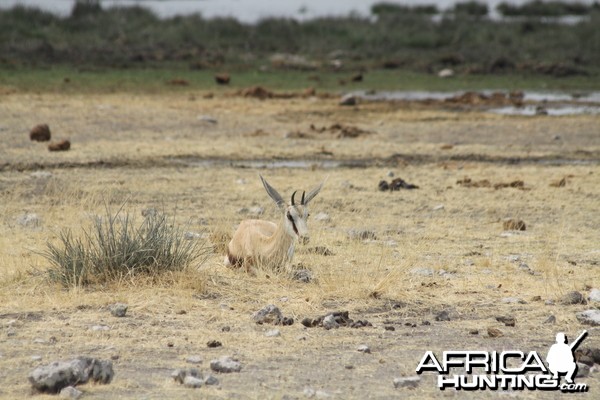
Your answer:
[576,310,600,326]
[560,291,586,305]
[210,356,242,373]
[393,376,421,389]
[110,303,128,317]
[253,304,293,325]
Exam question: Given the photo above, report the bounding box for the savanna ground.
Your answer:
[0,73,599,399]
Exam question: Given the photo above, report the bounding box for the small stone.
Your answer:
[210,356,241,373]
[576,363,590,378]
[502,297,526,304]
[347,229,378,241]
[587,288,600,303]
[110,303,128,317]
[545,300,555,306]
[495,316,516,327]
[198,115,218,124]
[31,355,43,361]
[560,291,586,305]
[59,386,82,399]
[16,213,41,228]
[339,94,357,106]
[469,329,479,335]
[313,212,331,222]
[357,345,371,354]
[186,355,202,364]
[503,219,526,231]
[322,315,339,330]
[221,326,231,332]
[487,327,504,338]
[183,375,204,388]
[384,326,395,331]
[31,171,53,179]
[576,310,600,326]
[265,329,281,337]
[393,376,421,389]
[253,304,283,324]
[30,124,51,141]
[293,269,313,283]
[544,315,556,324]
[91,325,110,331]
[207,340,222,348]
[48,139,71,152]
[435,310,452,321]
[203,374,219,385]
[387,171,395,178]
[411,267,434,277]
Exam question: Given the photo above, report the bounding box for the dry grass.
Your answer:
[0,92,599,398]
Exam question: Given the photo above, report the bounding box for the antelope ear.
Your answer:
[303,176,328,205]
[260,174,286,210]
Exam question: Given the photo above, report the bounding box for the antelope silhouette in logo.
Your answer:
[225,175,325,272]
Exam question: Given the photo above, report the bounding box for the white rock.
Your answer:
[186,355,202,364]
[265,329,281,337]
[31,171,53,179]
[183,375,204,388]
[198,115,218,124]
[357,345,371,354]
[210,356,242,373]
[576,310,600,326]
[588,288,600,303]
[438,68,454,78]
[90,325,110,331]
[59,386,82,399]
[410,267,434,277]
[16,213,41,228]
[204,374,219,385]
[393,376,421,388]
[322,315,339,330]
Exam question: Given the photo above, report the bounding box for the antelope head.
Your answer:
[260,174,324,245]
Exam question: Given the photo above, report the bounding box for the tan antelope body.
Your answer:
[225,175,324,272]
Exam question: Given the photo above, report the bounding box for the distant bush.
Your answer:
[497,0,594,16]
[371,2,438,16]
[43,208,209,287]
[453,1,489,16]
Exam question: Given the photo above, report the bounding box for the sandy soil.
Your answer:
[0,91,599,399]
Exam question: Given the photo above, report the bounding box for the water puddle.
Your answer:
[489,105,600,116]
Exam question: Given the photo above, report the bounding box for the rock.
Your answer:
[110,303,128,317]
[322,314,339,330]
[588,288,600,303]
[198,115,218,124]
[576,363,590,378]
[339,94,357,106]
[265,329,281,337]
[348,229,378,241]
[495,316,516,327]
[560,291,586,305]
[29,357,113,394]
[59,386,82,399]
[545,300,555,306]
[210,356,241,373]
[203,374,219,385]
[253,304,282,324]
[186,355,202,364]
[393,376,421,389]
[313,212,331,222]
[90,325,110,331]
[30,124,51,141]
[357,345,371,354]
[48,140,71,152]
[31,171,53,179]
[16,213,41,228]
[487,327,504,338]
[435,310,452,321]
[378,180,389,191]
[214,73,230,85]
[172,368,201,384]
[501,297,526,304]
[411,267,434,277]
[544,315,556,324]
[292,268,313,283]
[389,178,419,190]
[183,375,204,388]
[503,219,526,231]
[207,340,222,348]
[576,310,600,326]
[438,68,454,78]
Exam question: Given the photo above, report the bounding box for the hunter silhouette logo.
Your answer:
[415,330,589,392]
[547,331,587,384]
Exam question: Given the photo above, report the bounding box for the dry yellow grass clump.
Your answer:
[0,92,599,398]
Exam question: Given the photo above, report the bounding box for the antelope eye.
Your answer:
[287,212,293,221]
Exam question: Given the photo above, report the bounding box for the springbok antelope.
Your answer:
[225,175,325,272]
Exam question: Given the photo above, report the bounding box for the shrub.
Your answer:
[43,208,210,287]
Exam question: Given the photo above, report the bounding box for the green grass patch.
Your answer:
[2,65,599,93]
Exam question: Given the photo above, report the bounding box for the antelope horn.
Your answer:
[291,190,298,205]
[301,190,306,205]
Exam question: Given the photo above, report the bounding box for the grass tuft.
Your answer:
[42,206,210,287]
